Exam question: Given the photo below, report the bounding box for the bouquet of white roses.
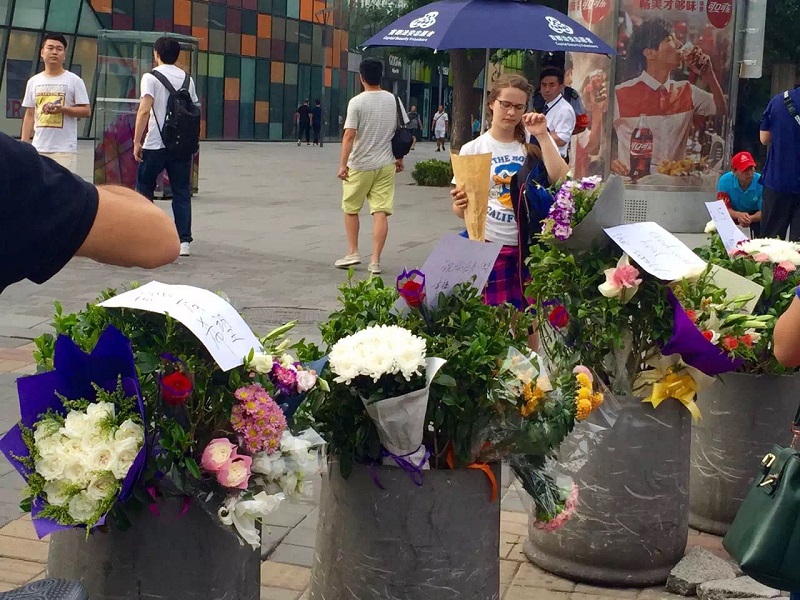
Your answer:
[23,382,145,529]
[328,325,445,472]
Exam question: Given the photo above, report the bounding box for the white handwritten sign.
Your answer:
[420,233,502,307]
[99,282,261,371]
[604,222,707,281]
[705,201,749,252]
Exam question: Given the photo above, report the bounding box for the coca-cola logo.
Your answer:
[630,140,653,155]
[580,0,610,25]
[707,0,733,29]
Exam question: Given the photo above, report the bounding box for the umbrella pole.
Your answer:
[480,48,490,134]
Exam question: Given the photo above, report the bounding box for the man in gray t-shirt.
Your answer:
[336,58,407,275]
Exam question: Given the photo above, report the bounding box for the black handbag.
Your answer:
[391,96,413,159]
[723,404,800,591]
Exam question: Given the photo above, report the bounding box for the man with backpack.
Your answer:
[134,37,201,257]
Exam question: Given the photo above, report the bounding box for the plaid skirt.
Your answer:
[484,245,530,310]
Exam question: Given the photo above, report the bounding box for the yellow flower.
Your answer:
[591,392,604,410]
[578,387,592,402]
[576,373,591,388]
[576,398,592,421]
[521,401,536,417]
[520,383,545,417]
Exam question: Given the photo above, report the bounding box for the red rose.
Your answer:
[548,305,570,329]
[399,280,426,309]
[685,309,697,323]
[739,334,754,348]
[774,265,789,282]
[162,371,193,407]
[722,336,739,351]
[701,330,714,342]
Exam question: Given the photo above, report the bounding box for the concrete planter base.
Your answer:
[48,498,260,600]
[690,372,799,535]
[310,460,501,600]
[525,395,691,587]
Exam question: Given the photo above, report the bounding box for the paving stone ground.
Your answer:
[0,141,711,597]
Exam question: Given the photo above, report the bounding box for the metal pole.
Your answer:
[480,48,490,134]
[406,63,412,108]
[438,67,443,107]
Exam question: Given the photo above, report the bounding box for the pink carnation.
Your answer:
[533,484,579,533]
[753,253,770,263]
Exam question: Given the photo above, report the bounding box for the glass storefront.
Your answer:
[0,0,357,140]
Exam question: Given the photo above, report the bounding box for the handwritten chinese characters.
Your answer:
[99,282,262,371]
[604,222,708,281]
[419,233,502,307]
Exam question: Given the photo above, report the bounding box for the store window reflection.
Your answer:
[1,31,38,136]
[71,37,98,137]
[12,0,46,29]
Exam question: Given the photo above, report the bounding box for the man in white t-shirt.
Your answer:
[432,106,449,152]
[335,58,407,275]
[539,67,576,160]
[133,37,199,258]
[21,33,91,173]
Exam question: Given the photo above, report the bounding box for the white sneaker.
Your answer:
[367,262,381,274]
[334,253,360,269]
[180,243,191,257]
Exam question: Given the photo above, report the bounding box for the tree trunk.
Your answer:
[450,49,487,152]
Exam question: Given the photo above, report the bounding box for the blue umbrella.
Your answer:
[362,0,616,129]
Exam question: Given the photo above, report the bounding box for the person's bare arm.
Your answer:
[760,130,772,145]
[524,113,570,181]
[338,128,356,180]
[20,108,35,142]
[76,185,180,268]
[774,296,800,367]
[49,104,91,119]
[549,131,568,148]
[133,95,154,162]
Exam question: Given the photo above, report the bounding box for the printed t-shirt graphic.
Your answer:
[35,85,67,129]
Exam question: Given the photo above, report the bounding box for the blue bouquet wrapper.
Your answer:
[0,326,147,538]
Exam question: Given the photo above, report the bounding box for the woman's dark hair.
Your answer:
[359,58,383,86]
[154,37,181,65]
[41,33,68,50]
[628,18,673,74]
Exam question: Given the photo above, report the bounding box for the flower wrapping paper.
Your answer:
[0,326,147,538]
[361,357,446,470]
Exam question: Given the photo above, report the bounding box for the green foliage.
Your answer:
[305,275,532,469]
[526,244,673,395]
[694,234,798,374]
[411,159,454,187]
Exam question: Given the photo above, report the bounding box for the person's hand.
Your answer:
[48,103,65,115]
[611,159,630,176]
[337,165,349,181]
[395,159,404,173]
[523,112,549,138]
[740,212,752,226]
[134,142,144,163]
[451,186,468,212]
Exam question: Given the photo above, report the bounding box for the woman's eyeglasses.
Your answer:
[496,100,527,112]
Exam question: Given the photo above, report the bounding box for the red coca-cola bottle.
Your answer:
[629,115,653,181]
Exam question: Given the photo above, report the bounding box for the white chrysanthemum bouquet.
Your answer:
[328,325,445,472]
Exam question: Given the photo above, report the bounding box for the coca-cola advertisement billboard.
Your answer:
[569,0,735,190]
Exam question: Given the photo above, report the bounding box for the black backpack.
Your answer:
[150,70,201,157]
[391,95,413,159]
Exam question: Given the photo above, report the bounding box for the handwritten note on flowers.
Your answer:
[604,222,707,281]
[99,282,261,371]
[419,233,502,307]
[705,200,749,252]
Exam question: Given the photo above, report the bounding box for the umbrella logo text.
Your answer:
[410,11,439,29]
[546,16,574,35]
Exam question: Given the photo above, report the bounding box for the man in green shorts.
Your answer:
[336,58,407,275]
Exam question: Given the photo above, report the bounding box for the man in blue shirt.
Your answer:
[760,86,800,240]
[717,151,763,237]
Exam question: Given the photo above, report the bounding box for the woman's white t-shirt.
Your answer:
[456,132,526,246]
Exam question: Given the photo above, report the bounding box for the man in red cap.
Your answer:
[716,151,763,237]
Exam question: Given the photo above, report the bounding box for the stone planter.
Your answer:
[525,395,691,587]
[48,497,260,600]
[690,372,799,536]
[310,460,501,600]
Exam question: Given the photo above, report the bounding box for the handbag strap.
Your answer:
[783,91,800,128]
[394,95,405,128]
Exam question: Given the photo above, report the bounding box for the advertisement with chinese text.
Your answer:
[569,0,735,191]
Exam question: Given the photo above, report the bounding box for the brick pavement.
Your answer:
[0,141,713,597]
